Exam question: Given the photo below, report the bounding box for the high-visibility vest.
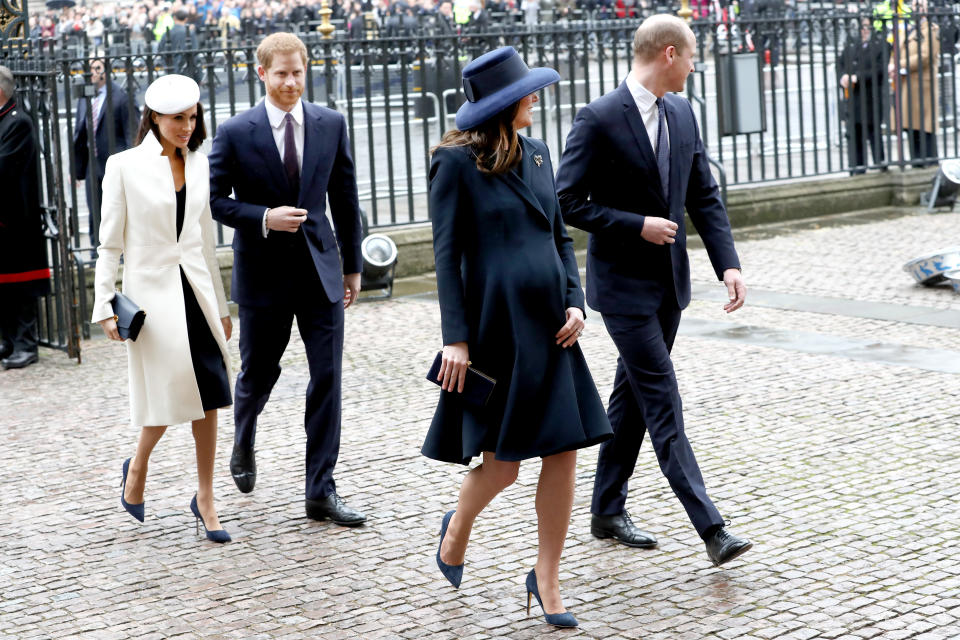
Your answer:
[153,12,174,42]
[872,0,911,35]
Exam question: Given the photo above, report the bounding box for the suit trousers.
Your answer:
[0,293,39,354]
[591,304,724,538]
[85,172,104,254]
[234,284,344,501]
[847,121,885,173]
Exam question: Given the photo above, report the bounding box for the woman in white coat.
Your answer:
[93,75,233,543]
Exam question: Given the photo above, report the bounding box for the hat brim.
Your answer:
[455,67,560,131]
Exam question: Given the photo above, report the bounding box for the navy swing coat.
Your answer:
[421,135,612,465]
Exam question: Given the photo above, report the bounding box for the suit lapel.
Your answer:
[664,97,683,209]
[298,102,323,205]
[496,138,549,226]
[619,83,667,208]
[249,102,292,195]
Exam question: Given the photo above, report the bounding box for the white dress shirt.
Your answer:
[625,71,668,155]
[261,96,305,237]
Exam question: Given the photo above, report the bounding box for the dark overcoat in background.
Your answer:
[837,35,890,127]
[72,80,139,251]
[421,136,612,466]
[0,97,49,299]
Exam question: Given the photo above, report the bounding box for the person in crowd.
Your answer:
[889,0,940,167]
[838,17,890,173]
[424,46,612,629]
[347,1,368,38]
[435,0,458,37]
[556,15,753,568]
[209,33,368,527]
[72,58,140,259]
[93,75,233,543]
[521,0,539,26]
[0,67,50,371]
[160,10,200,77]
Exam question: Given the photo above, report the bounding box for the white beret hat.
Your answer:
[144,74,200,114]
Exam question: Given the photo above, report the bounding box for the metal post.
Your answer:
[317,0,335,39]
[677,0,692,23]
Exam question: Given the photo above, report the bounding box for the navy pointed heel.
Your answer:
[436,509,463,588]
[120,458,145,523]
[190,494,231,543]
[525,568,578,628]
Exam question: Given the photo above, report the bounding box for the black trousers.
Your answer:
[84,171,104,254]
[847,121,885,173]
[908,130,938,168]
[234,294,345,501]
[592,304,724,538]
[0,294,39,355]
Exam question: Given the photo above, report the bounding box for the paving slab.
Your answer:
[1,207,959,638]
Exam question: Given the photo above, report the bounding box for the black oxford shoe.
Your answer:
[591,511,658,548]
[229,444,256,494]
[2,350,38,370]
[305,493,366,526]
[705,528,752,567]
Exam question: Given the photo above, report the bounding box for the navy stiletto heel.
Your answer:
[120,458,145,523]
[190,494,231,543]
[525,568,578,628]
[436,510,463,588]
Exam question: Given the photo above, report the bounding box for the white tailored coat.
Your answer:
[92,131,231,428]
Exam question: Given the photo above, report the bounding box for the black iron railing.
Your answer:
[3,12,957,252]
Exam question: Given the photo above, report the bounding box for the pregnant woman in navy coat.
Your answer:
[421,47,612,628]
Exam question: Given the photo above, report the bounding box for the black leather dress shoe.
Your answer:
[591,511,658,548]
[229,444,256,494]
[305,493,366,526]
[2,350,38,370]
[705,528,752,567]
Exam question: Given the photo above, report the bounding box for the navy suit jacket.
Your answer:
[556,82,739,316]
[209,100,363,305]
[72,81,139,181]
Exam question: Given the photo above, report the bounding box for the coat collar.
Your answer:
[618,82,668,207]
[248,102,292,196]
[494,136,549,226]
[298,101,324,203]
[0,97,15,120]
[248,100,324,204]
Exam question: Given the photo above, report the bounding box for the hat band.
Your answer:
[462,54,530,103]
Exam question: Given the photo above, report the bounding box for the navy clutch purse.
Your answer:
[111,291,146,341]
[427,351,496,408]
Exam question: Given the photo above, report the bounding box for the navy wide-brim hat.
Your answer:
[455,46,560,131]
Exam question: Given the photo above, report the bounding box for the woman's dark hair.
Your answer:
[431,100,523,175]
[135,102,207,152]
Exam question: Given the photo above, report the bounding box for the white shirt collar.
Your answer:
[625,70,657,113]
[264,96,304,129]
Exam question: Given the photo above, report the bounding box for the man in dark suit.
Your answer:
[159,10,200,78]
[838,18,890,173]
[557,14,752,567]
[72,59,138,257]
[209,32,366,527]
[0,66,50,370]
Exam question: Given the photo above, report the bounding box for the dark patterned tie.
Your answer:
[283,112,300,198]
[655,97,670,200]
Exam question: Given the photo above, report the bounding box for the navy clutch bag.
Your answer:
[111,291,146,341]
[427,351,496,408]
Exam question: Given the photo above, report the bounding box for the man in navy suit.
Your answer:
[72,59,139,257]
[209,33,366,526]
[557,14,752,566]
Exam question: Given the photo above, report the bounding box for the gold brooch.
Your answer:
[534,154,543,167]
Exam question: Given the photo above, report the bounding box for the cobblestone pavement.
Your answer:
[2,208,959,639]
